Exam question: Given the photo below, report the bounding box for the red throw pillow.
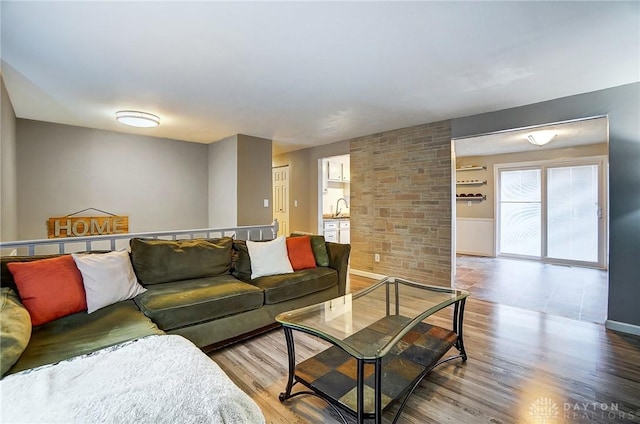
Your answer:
[286,236,317,271]
[7,255,87,325]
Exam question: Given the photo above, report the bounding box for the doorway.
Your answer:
[452,116,609,323]
[317,154,350,242]
[272,166,289,237]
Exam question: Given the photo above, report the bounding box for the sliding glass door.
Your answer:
[547,164,600,263]
[497,158,606,268]
[499,168,542,257]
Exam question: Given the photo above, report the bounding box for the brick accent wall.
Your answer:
[350,120,452,286]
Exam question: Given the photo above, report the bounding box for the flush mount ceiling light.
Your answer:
[115,110,160,128]
[527,131,557,147]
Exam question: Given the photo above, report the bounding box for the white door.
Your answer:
[272,166,289,237]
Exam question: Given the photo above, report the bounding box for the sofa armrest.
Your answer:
[325,242,351,296]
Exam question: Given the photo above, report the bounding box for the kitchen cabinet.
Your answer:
[327,161,342,181]
[326,159,350,183]
[323,219,349,244]
[338,220,350,244]
[341,161,350,182]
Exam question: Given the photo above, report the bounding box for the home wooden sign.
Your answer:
[47,216,129,238]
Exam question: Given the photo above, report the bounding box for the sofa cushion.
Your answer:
[0,288,32,377]
[251,267,338,304]
[1,254,62,292]
[6,300,163,376]
[133,275,264,331]
[246,236,293,279]
[130,237,233,284]
[72,250,147,313]
[286,236,317,271]
[290,233,330,267]
[7,256,87,325]
[231,241,252,282]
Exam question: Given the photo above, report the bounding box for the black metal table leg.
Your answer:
[452,299,468,361]
[357,359,364,423]
[456,299,468,361]
[279,327,296,402]
[375,358,382,424]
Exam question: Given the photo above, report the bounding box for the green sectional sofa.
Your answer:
[0,236,351,376]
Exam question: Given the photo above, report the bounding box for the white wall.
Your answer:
[208,135,238,227]
[1,79,18,241]
[16,120,209,239]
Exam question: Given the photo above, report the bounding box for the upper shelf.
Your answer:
[456,180,487,186]
[456,166,485,172]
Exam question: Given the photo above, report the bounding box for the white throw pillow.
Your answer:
[72,250,147,314]
[246,236,294,279]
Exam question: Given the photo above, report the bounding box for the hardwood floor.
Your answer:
[454,255,609,324]
[210,275,640,423]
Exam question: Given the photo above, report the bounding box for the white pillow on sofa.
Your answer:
[72,250,147,313]
[246,236,294,279]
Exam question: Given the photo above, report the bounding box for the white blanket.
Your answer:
[1,335,265,424]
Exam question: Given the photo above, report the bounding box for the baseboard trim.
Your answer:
[605,320,640,336]
[350,268,387,281]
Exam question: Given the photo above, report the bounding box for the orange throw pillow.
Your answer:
[286,236,317,271]
[7,256,87,325]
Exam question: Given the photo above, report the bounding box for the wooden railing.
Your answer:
[0,220,279,256]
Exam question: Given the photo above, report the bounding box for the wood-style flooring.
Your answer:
[454,255,609,324]
[210,275,640,424]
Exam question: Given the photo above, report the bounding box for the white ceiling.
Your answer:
[1,1,638,155]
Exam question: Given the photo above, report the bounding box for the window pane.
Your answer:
[547,165,599,262]
[500,203,541,256]
[500,169,541,202]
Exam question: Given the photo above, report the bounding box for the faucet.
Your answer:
[335,198,349,217]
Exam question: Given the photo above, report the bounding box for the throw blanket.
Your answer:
[1,335,265,424]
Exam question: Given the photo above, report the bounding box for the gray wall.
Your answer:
[16,120,209,239]
[208,134,273,227]
[208,135,238,227]
[1,78,18,241]
[237,134,273,226]
[452,82,640,327]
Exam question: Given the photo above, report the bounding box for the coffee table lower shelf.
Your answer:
[279,315,464,423]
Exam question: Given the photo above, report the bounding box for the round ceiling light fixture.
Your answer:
[115,110,160,128]
[526,131,557,147]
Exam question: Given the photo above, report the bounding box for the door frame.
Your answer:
[494,155,608,269]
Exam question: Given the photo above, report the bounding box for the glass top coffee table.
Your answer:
[276,277,469,424]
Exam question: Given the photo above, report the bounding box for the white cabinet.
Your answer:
[323,221,339,242]
[341,157,350,182]
[326,158,350,183]
[323,220,349,244]
[324,229,338,242]
[327,161,342,181]
[338,220,350,244]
